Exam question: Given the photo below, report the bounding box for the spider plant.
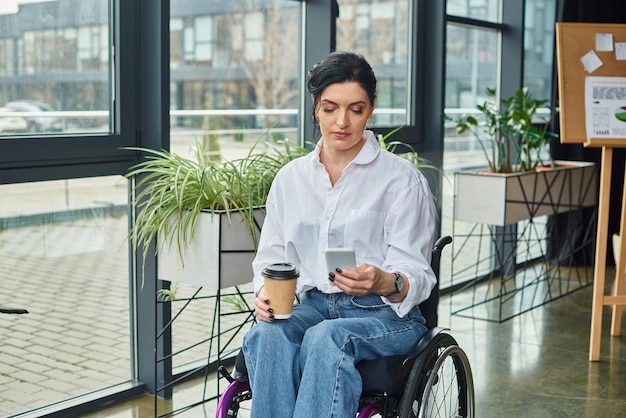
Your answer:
[124,134,309,282]
[377,126,438,173]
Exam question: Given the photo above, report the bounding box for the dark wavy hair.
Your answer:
[307,50,377,124]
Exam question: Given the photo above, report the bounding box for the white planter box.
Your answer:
[454,161,597,226]
[157,208,265,289]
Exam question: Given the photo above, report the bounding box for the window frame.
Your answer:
[301,0,445,158]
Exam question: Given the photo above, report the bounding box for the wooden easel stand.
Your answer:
[589,146,626,361]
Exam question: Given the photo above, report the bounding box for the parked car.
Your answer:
[3,100,63,133]
[0,107,28,134]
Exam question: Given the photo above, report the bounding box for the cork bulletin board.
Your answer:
[556,22,626,146]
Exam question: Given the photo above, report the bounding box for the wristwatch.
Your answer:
[387,272,404,296]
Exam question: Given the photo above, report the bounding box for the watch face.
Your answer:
[395,274,404,292]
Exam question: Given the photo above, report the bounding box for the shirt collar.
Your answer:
[311,130,380,165]
[354,130,380,164]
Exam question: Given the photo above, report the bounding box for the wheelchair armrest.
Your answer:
[232,349,249,382]
[404,326,449,363]
[392,327,449,390]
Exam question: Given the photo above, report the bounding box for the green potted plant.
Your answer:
[447,87,597,225]
[125,135,309,289]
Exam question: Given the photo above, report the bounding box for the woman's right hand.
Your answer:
[254,287,275,322]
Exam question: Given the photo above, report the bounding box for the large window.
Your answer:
[0,1,138,415]
[0,0,112,137]
[0,0,137,185]
[445,25,498,110]
[165,0,303,374]
[524,0,557,101]
[441,11,501,286]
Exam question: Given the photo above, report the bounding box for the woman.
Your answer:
[242,50,436,418]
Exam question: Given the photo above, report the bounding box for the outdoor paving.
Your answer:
[0,209,257,416]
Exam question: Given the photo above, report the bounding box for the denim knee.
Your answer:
[302,320,348,352]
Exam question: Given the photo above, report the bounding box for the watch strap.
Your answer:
[384,272,403,297]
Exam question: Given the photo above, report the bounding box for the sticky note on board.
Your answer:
[581,50,603,73]
[616,43,626,60]
[596,33,614,51]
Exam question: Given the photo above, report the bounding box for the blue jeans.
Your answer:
[242,289,428,418]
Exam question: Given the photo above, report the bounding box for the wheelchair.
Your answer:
[216,235,474,417]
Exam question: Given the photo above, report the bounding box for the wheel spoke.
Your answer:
[419,345,474,418]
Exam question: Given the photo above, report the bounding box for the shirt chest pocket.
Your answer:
[344,209,386,257]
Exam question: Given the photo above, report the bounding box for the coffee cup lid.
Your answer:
[262,262,299,279]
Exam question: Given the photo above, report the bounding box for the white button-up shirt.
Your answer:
[252,130,437,317]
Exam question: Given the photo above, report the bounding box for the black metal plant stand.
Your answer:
[450,164,598,322]
[154,284,256,417]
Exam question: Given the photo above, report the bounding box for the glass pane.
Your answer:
[524,0,556,103]
[0,0,112,137]
[336,0,411,126]
[444,23,498,157]
[0,176,130,415]
[168,0,302,371]
[447,0,501,23]
[170,0,301,163]
[442,24,499,287]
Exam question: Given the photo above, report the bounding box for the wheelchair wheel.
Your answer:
[397,332,474,418]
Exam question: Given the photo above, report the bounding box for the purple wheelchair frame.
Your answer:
[216,370,387,417]
[215,379,250,418]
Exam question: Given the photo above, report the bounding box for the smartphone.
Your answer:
[325,248,356,272]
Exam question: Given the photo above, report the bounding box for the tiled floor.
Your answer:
[81,270,626,418]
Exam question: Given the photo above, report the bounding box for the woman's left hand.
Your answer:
[330,264,393,297]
